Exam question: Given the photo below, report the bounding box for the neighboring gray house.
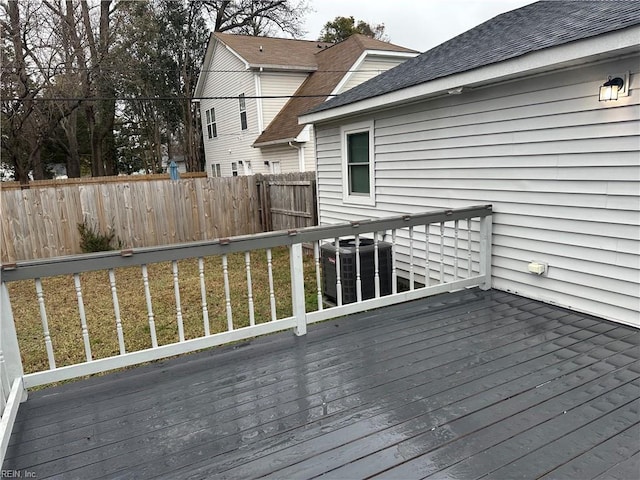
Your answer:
[300,1,640,327]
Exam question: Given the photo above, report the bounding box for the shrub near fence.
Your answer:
[1,174,263,263]
[1,172,317,263]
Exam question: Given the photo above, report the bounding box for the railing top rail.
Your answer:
[1,204,492,282]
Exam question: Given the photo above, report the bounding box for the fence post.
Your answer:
[479,212,493,290]
[0,281,26,402]
[289,243,307,336]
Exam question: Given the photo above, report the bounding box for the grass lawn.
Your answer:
[7,247,320,374]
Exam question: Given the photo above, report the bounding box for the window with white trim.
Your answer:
[231,162,238,176]
[341,121,375,205]
[238,93,247,130]
[205,107,217,139]
[211,162,221,177]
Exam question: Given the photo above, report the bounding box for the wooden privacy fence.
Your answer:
[1,172,317,263]
[255,172,317,232]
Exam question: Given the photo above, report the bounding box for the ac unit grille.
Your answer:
[321,238,393,304]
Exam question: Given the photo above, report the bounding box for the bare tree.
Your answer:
[1,0,82,182]
[203,0,309,37]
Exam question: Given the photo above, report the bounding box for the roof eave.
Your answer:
[299,25,640,125]
[194,33,217,97]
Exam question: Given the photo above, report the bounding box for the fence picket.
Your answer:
[1,173,316,263]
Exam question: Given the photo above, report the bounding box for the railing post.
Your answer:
[479,212,493,290]
[1,281,27,402]
[289,243,307,336]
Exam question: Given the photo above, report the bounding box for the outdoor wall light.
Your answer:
[599,76,624,101]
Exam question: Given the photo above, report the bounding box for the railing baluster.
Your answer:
[198,258,210,336]
[141,265,158,348]
[335,237,342,306]
[222,254,233,331]
[409,226,415,290]
[425,224,430,286]
[35,278,56,369]
[439,222,446,283]
[355,234,362,302]
[468,219,473,277]
[454,220,459,281]
[0,206,492,390]
[73,274,92,362]
[245,252,255,327]
[108,269,126,354]
[0,346,9,412]
[172,261,185,342]
[267,249,277,320]
[374,232,380,298]
[391,229,397,294]
[313,242,323,311]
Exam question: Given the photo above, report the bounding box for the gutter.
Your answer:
[248,64,317,72]
[253,137,297,148]
[299,26,640,125]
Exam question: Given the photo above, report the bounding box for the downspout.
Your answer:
[289,141,305,172]
[254,68,264,133]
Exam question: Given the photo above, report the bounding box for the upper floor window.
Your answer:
[238,93,247,130]
[341,120,375,206]
[205,107,217,139]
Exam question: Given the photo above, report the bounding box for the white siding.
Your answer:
[260,144,300,172]
[200,45,315,176]
[314,55,640,326]
[260,72,308,129]
[338,55,413,94]
[200,42,265,176]
[259,135,318,174]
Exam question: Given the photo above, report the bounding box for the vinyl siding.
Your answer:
[260,144,299,172]
[314,54,640,326]
[200,42,265,176]
[260,72,308,129]
[259,132,318,174]
[338,55,414,94]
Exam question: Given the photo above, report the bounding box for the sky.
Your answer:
[304,0,538,52]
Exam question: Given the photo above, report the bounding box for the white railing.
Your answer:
[0,205,492,464]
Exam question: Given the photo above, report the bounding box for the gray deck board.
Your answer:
[2,289,638,479]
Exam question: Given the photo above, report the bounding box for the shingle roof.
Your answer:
[308,0,640,115]
[214,32,332,70]
[253,35,416,146]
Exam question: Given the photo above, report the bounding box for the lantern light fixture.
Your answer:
[599,76,624,101]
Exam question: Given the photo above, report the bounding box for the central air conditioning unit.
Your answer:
[321,238,393,304]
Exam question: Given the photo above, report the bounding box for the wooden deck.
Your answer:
[2,289,639,479]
